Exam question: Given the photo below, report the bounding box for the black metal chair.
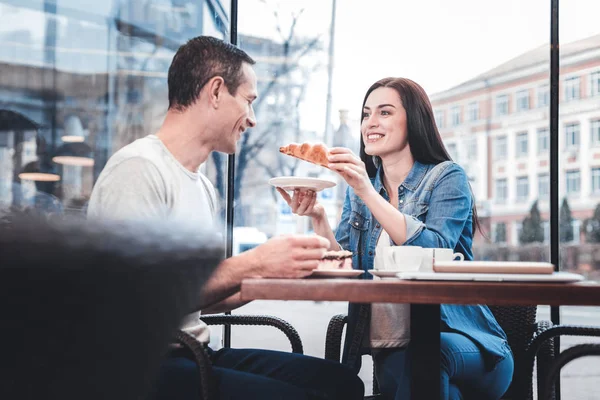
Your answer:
[173,314,305,400]
[325,305,555,400]
[526,324,600,400]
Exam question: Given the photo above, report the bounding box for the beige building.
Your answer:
[431,34,600,246]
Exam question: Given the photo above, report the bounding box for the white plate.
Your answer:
[396,271,585,283]
[269,176,336,192]
[310,269,363,278]
[369,270,405,278]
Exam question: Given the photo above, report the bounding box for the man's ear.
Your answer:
[205,76,226,109]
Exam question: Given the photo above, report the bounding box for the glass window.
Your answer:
[565,123,580,150]
[537,128,549,154]
[446,143,458,161]
[592,71,600,97]
[566,170,581,195]
[492,222,507,244]
[467,101,479,121]
[434,110,444,129]
[496,94,509,116]
[0,0,230,215]
[495,179,508,204]
[495,136,507,160]
[565,76,580,101]
[538,173,549,198]
[591,120,600,147]
[516,89,530,111]
[451,106,461,126]
[516,132,528,158]
[592,168,600,195]
[466,138,477,160]
[516,176,529,202]
[538,84,549,108]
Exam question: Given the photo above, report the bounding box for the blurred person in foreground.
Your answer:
[87,36,364,400]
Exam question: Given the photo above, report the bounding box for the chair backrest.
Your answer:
[489,305,537,400]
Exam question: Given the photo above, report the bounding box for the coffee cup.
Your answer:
[374,246,423,272]
[420,248,465,271]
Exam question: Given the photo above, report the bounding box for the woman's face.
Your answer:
[361,87,409,158]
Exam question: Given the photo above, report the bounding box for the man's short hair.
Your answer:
[167,36,255,111]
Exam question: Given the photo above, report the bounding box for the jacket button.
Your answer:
[354,222,359,226]
[399,199,404,204]
[369,251,373,256]
[376,224,380,228]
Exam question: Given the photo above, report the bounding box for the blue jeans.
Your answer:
[152,347,364,400]
[373,333,514,400]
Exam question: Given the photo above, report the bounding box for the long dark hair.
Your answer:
[359,77,482,234]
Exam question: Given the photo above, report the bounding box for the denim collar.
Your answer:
[372,159,430,194]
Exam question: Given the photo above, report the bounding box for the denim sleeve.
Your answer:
[335,187,352,251]
[404,164,472,249]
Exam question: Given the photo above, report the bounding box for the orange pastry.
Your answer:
[279,142,330,168]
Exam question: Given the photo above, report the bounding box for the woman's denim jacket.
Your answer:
[335,160,511,372]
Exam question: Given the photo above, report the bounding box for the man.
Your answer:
[87,36,364,400]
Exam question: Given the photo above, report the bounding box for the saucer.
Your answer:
[269,176,336,192]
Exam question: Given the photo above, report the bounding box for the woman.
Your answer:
[277,77,513,400]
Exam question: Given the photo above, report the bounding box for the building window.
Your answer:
[495,136,507,160]
[591,120,600,147]
[591,71,600,97]
[516,177,529,202]
[496,94,509,116]
[593,168,600,195]
[467,138,477,160]
[516,90,530,112]
[565,76,580,102]
[538,84,549,108]
[467,101,479,121]
[434,110,444,129]
[516,132,528,158]
[451,106,461,126]
[565,123,580,150]
[492,222,507,244]
[537,128,549,154]
[446,143,458,160]
[538,173,549,199]
[495,179,508,203]
[566,170,581,195]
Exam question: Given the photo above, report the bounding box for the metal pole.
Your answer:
[549,0,561,398]
[323,0,337,146]
[223,0,239,350]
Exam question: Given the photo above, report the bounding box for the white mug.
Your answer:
[420,248,465,272]
[374,246,423,272]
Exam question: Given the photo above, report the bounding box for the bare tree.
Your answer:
[210,4,324,225]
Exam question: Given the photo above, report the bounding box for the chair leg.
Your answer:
[541,344,600,400]
[372,361,380,396]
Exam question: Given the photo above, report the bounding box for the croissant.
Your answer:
[279,142,329,168]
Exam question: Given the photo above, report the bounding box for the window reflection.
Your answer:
[0,0,230,216]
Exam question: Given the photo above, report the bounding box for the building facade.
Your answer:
[431,34,600,246]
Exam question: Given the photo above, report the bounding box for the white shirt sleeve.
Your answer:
[87,157,169,222]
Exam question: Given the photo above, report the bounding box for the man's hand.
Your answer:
[247,234,330,279]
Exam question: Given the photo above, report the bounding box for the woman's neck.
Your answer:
[381,152,415,197]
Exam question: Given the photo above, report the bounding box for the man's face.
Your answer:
[216,62,258,154]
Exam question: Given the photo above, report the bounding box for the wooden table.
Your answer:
[240,278,600,399]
